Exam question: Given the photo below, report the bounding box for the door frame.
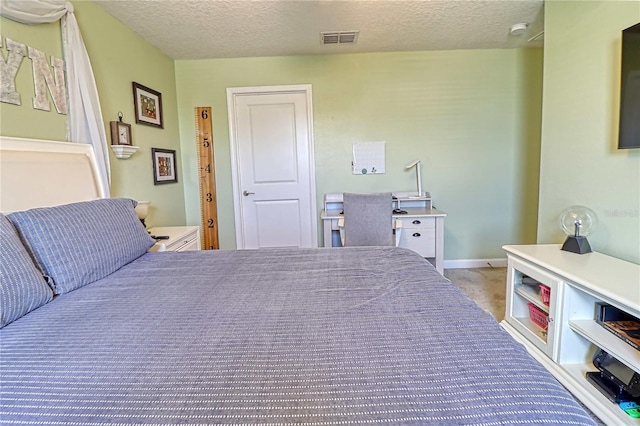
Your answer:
[226,84,318,249]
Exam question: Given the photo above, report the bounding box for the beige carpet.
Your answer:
[444,267,507,322]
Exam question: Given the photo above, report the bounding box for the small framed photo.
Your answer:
[133,82,163,128]
[151,148,177,185]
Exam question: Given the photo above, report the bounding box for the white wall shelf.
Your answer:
[110,144,139,159]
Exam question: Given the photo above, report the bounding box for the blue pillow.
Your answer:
[8,198,155,295]
[0,214,53,328]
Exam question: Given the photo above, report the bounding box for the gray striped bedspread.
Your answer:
[1,247,595,425]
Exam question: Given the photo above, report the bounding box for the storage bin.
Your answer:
[540,284,551,306]
[528,303,549,330]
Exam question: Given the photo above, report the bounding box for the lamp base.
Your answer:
[561,236,592,254]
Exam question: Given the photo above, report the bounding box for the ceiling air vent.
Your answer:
[321,31,359,45]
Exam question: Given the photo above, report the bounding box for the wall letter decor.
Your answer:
[28,46,67,114]
[0,37,27,105]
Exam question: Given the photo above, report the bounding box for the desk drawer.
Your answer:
[397,217,435,230]
[397,217,435,258]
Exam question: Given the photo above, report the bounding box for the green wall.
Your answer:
[2,2,546,261]
[0,19,66,139]
[538,0,640,263]
[175,49,543,259]
[0,1,186,229]
[3,1,637,264]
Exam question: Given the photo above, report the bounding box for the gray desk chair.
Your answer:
[340,192,394,246]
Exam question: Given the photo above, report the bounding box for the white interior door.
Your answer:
[227,85,317,249]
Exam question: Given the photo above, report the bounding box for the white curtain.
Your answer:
[1,0,111,197]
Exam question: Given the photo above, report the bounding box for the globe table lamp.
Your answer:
[559,206,597,254]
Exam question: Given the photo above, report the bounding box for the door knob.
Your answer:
[243,190,255,196]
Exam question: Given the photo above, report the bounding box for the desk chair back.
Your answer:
[342,192,393,246]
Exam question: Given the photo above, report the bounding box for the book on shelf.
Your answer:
[596,303,640,351]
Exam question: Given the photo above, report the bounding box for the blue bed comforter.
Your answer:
[0,247,595,425]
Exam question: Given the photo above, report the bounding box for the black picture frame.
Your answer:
[133,82,163,128]
[151,148,177,185]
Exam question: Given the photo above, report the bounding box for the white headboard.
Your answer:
[0,137,106,213]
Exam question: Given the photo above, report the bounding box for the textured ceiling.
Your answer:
[93,0,544,60]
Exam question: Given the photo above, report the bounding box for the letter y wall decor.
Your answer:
[0,35,68,114]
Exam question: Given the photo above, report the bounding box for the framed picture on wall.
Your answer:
[152,148,177,184]
[133,82,163,128]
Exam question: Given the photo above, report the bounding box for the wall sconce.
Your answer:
[134,200,150,228]
[404,160,423,198]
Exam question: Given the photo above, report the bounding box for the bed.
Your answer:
[0,137,597,425]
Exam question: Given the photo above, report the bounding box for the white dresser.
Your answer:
[148,226,201,252]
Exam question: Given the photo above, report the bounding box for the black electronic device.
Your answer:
[586,371,629,402]
[593,349,640,398]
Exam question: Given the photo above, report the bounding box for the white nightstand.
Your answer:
[147,226,201,252]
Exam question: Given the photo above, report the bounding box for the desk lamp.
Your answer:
[134,201,150,228]
[405,160,423,197]
[559,206,597,254]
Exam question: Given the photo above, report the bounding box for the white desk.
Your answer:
[320,193,446,274]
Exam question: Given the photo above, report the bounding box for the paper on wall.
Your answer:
[352,142,385,175]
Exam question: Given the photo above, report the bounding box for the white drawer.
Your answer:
[166,229,199,251]
[396,219,436,257]
[397,217,435,230]
[175,237,200,251]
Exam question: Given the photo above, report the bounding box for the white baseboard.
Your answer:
[443,258,507,269]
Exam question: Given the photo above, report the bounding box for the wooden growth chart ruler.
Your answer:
[195,107,219,250]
